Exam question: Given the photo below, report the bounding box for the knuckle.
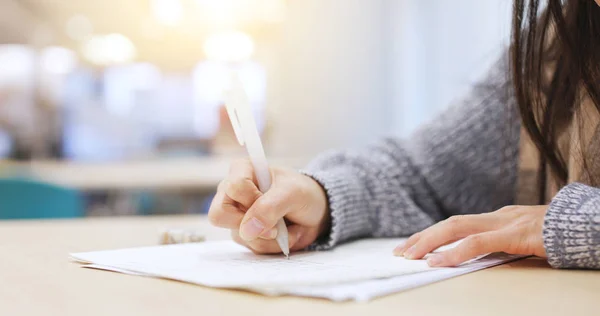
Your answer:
[207,193,221,210]
[255,198,277,214]
[226,178,255,199]
[446,215,465,226]
[443,249,462,263]
[408,232,421,241]
[444,216,467,238]
[497,205,518,214]
[246,195,284,229]
[464,235,484,250]
[207,208,225,226]
[217,180,227,191]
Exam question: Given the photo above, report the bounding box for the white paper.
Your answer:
[70,238,523,301]
[261,252,523,302]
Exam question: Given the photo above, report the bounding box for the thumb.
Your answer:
[239,188,291,241]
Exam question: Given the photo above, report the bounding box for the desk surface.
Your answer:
[1,216,598,316]
[0,157,308,191]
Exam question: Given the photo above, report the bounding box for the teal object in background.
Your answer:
[0,178,84,220]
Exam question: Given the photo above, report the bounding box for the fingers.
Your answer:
[427,230,508,267]
[399,214,501,260]
[232,225,309,254]
[208,159,262,230]
[224,160,262,209]
[239,187,294,241]
[209,191,278,239]
[393,232,422,256]
[207,189,245,229]
[211,160,328,250]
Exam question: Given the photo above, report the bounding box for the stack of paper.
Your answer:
[70,238,522,302]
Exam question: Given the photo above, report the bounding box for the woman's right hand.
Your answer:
[208,159,330,254]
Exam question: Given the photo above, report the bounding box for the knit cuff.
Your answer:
[543,182,600,269]
[300,167,372,251]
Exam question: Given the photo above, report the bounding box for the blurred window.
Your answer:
[0,129,12,158]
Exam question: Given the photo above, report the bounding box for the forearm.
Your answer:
[302,141,442,250]
[303,53,521,250]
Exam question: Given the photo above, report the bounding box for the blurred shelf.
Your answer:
[0,156,311,191]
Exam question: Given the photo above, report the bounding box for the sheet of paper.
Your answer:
[70,238,523,301]
[71,239,439,288]
[258,252,524,302]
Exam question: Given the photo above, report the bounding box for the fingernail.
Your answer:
[427,255,444,267]
[240,218,265,241]
[290,230,304,249]
[296,230,303,242]
[393,245,404,256]
[259,228,278,240]
[404,246,416,259]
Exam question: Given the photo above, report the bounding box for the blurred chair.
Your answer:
[0,178,84,219]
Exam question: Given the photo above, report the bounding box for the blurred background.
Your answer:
[0,0,511,220]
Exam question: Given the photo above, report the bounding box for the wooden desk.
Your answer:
[1,216,598,316]
[0,157,309,191]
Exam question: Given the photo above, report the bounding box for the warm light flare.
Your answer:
[203,31,255,63]
[81,34,136,66]
[152,0,184,26]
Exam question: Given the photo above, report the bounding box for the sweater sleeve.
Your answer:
[302,54,521,250]
[544,182,600,269]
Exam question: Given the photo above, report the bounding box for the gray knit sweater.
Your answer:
[303,55,600,270]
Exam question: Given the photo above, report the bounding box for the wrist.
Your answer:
[304,175,331,238]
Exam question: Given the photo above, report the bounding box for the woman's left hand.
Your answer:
[394,205,548,267]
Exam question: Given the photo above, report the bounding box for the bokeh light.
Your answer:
[152,0,184,27]
[0,45,35,87]
[203,30,255,63]
[81,33,136,66]
[195,0,287,27]
[40,46,78,75]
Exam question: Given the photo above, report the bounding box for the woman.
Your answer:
[208,0,600,269]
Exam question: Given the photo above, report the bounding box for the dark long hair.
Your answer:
[512,0,600,201]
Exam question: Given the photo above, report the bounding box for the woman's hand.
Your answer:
[394,205,548,267]
[208,159,330,254]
